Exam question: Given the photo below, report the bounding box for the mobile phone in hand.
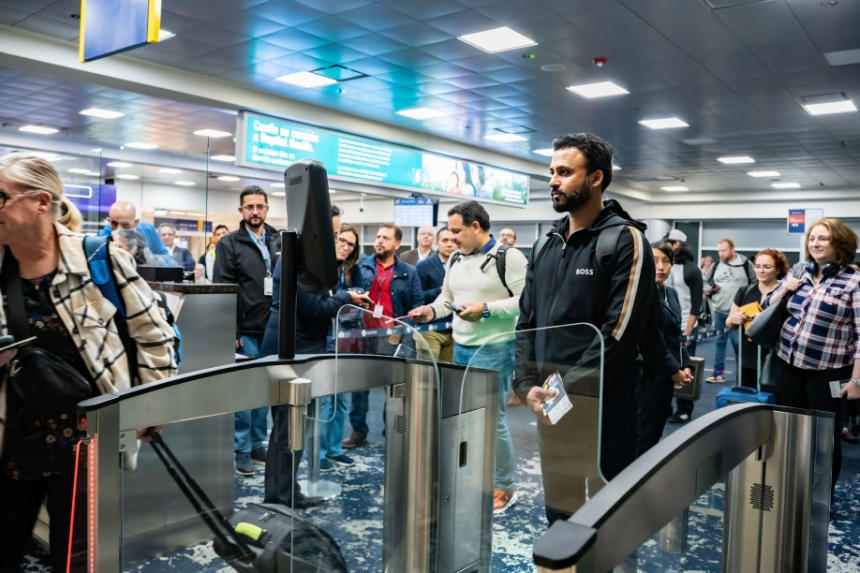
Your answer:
[444,301,466,313]
[0,336,36,353]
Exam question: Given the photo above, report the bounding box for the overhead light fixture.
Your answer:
[30,152,62,161]
[639,118,689,129]
[748,170,780,177]
[271,183,285,188]
[85,171,100,176]
[217,176,240,181]
[532,148,554,156]
[566,81,628,99]
[80,108,125,119]
[125,142,158,149]
[803,100,857,116]
[169,211,187,215]
[19,125,59,134]
[159,168,182,174]
[175,181,195,186]
[613,164,621,171]
[193,129,232,138]
[276,71,337,88]
[661,186,688,191]
[68,168,90,174]
[484,133,527,142]
[107,161,132,168]
[185,212,205,217]
[717,156,755,164]
[458,27,536,54]
[210,155,236,162]
[154,209,169,216]
[396,108,446,120]
[272,191,286,197]
[116,174,139,180]
[772,182,800,189]
[158,30,174,41]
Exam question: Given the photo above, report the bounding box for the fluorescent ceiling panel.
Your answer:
[116,174,139,180]
[175,181,195,186]
[158,30,175,41]
[270,183,285,188]
[159,168,181,173]
[661,186,688,191]
[68,168,90,174]
[107,161,132,168]
[772,182,800,189]
[748,170,779,177]
[276,71,337,88]
[458,27,536,54]
[532,149,554,156]
[824,48,860,67]
[193,129,233,138]
[217,176,240,181]
[717,156,754,164]
[639,118,689,129]
[80,108,125,119]
[210,155,236,162]
[484,133,527,142]
[567,81,629,99]
[396,108,446,120]
[803,100,857,116]
[19,125,58,134]
[125,142,158,149]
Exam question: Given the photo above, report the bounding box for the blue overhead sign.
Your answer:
[79,0,161,63]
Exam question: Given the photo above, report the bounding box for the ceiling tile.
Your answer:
[336,3,417,32]
[424,9,500,37]
[250,0,326,27]
[475,0,558,25]
[414,62,474,80]
[379,22,453,47]
[209,11,286,37]
[419,38,483,61]
[164,0,241,22]
[339,33,408,56]
[383,0,465,20]
[259,28,330,51]
[297,16,371,42]
[378,48,444,68]
[304,42,370,64]
[178,24,251,48]
[293,0,374,14]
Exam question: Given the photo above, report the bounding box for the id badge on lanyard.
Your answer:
[264,275,273,296]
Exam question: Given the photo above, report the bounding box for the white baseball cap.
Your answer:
[667,229,687,242]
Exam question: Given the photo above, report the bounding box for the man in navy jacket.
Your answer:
[415,227,457,362]
[342,224,423,449]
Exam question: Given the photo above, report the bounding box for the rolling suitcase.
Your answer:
[715,325,775,409]
[146,429,347,572]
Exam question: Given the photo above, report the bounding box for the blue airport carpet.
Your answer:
[20,339,860,571]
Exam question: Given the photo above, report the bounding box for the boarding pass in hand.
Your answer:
[542,372,573,424]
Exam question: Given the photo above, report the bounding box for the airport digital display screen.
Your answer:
[236,111,529,207]
[394,198,436,228]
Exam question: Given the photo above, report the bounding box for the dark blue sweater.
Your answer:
[416,253,451,331]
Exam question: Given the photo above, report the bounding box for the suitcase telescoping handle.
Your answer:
[144,427,255,560]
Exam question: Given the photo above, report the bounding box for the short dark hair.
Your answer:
[674,244,694,265]
[552,133,614,191]
[214,224,229,233]
[448,200,490,232]
[436,226,449,240]
[378,224,402,242]
[650,241,675,265]
[331,204,341,218]
[239,185,267,205]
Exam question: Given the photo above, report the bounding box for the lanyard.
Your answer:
[247,227,271,276]
[375,267,395,302]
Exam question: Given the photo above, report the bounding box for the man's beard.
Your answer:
[376,246,395,260]
[551,178,592,213]
[245,216,264,229]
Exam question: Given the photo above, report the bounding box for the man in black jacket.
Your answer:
[513,133,656,525]
[214,186,281,476]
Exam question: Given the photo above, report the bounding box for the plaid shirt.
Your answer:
[771,266,860,370]
[0,224,177,449]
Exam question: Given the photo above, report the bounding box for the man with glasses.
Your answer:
[99,201,171,265]
[214,186,281,476]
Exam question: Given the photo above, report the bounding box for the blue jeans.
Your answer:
[453,341,515,491]
[713,311,739,374]
[235,335,269,454]
[320,393,349,459]
[348,337,398,437]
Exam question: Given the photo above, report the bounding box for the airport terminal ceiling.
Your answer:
[0,0,858,203]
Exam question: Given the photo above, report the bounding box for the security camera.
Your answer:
[360,193,365,213]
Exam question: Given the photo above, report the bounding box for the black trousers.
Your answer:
[675,339,696,417]
[637,378,674,457]
[772,355,852,496]
[264,405,303,506]
[0,471,87,573]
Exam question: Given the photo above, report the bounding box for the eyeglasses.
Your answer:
[337,236,356,250]
[0,190,35,208]
[754,265,774,271]
[242,204,268,212]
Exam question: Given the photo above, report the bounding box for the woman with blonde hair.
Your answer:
[0,153,177,571]
[766,218,860,502]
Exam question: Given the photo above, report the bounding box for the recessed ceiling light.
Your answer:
[748,170,780,177]
[329,190,336,194]
[717,156,755,164]
[68,168,90,174]
[396,108,446,120]
[484,133,527,142]
[272,191,286,197]
[85,171,100,176]
[175,181,195,186]
[532,148,554,156]
[803,100,857,116]
[639,118,689,129]
[116,174,139,180]
[125,142,158,149]
[107,161,132,168]
[158,168,182,174]
[772,182,801,189]
[661,186,688,191]
[19,125,59,134]
[154,209,170,216]
[276,71,337,88]
[158,29,174,40]
[217,176,240,181]
[458,27,537,54]
[613,164,621,171]
[566,81,629,99]
[271,183,285,188]
[210,155,236,162]
[185,212,205,217]
[193,129,232,138]
[30,152,61,160]
[80,108,125,119]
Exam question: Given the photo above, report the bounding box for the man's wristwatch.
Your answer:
[482,303,491,319]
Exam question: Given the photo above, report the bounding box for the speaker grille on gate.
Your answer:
[289,175,303,186]
[750,483,774,511]
[394,415,407,434]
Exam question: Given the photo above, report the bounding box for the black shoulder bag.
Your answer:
[1,254,93,419]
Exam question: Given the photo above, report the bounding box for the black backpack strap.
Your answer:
[595,225,626,279]
[0,254,30,344]
[449,251,461,267]
[530,235,551,269]
[493,245,513,297]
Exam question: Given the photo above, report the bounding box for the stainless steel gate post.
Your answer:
[723,408,834,573]
[298,398,342,501]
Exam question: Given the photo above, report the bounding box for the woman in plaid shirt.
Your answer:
[767,218,860,499]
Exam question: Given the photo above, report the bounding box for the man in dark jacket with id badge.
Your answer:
[214,186,281,476]
[512,133,656,525]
